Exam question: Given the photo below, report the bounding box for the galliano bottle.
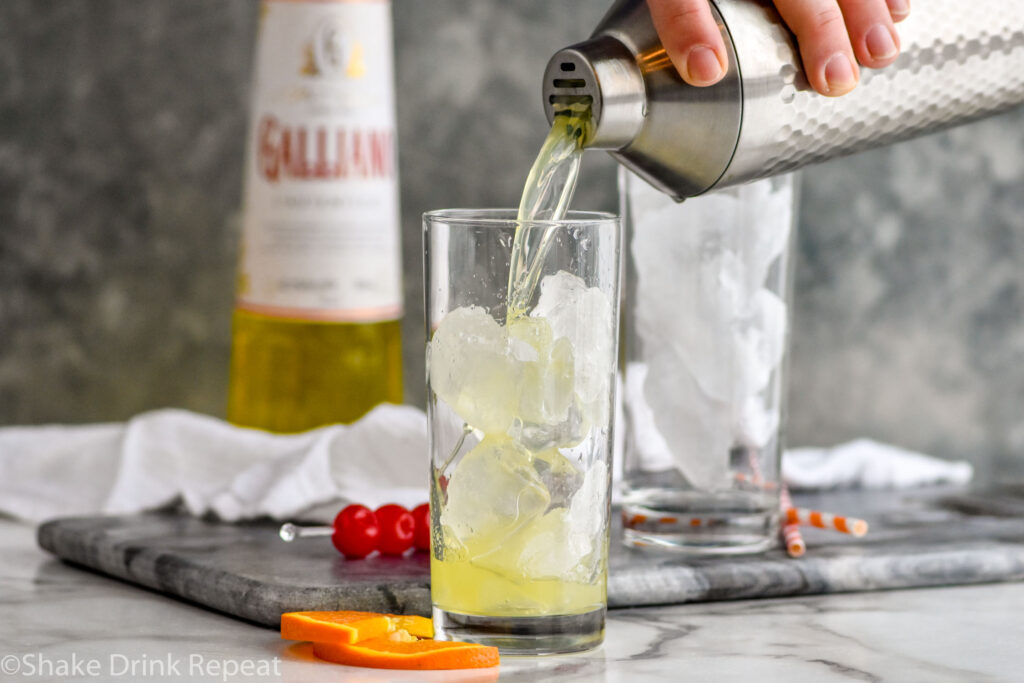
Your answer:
[228,0,403,432]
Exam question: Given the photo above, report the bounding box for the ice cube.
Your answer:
[513,459,607,582]
[629,201,735,488]
[630,205,742,404]
[511,320,574,428]
[627,175,793,488]
[429,306,519,433]
[623,363,674,472]
[644,347,733,491]
[511,336,588,450]
[532,271,615,425]
[472,458,608,583]
[568,459,608,541]
[506,314,589,450]
[440,434,550,557]
[737,176,794,291]
[730,293,786,450]
[735,393,780,450]
[726,289,787,404]
[509,404,588,452]
[512,508,587,580]
[431,304,596,450]
[531,447,583,508]
[753,290,787,377]
[640,244,783,407]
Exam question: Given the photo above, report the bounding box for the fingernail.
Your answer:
[685,46,724,85]
[824,53,858,94]
[887,0,910,19]
[866,24,898,60]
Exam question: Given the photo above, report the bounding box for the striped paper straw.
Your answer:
[779,485,806,558]
[784,507,869,537]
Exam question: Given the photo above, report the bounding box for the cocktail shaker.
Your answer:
[543,0,1024,200]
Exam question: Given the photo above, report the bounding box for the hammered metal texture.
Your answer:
[716,0,1024,188]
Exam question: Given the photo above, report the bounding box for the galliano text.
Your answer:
[257,116,394,182]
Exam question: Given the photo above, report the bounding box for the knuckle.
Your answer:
[666,5,705,24]
[809,6,846,33]
[656,0,709,29]
[663,8,708,42]
[659,2,719,53]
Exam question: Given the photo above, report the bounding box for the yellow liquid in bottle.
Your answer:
[227,310,402,433]
[230,1,404,434]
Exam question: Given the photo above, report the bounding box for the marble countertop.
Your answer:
[4,519,1023,682]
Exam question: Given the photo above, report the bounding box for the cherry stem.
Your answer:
[440,423,473,476]
[279,523,334,542]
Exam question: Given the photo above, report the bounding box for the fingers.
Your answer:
[647,0,728,86]
[837,0,901,69]
[647,0,910,96]
[886,0,911,23]
[774,0,860,97]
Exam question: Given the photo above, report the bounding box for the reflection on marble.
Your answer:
[7,519,1024,682]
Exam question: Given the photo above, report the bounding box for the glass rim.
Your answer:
[423,208,619,228]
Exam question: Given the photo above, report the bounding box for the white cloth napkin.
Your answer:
[783,438,973,490]
[0,408,973,524]
[0,406,428,524]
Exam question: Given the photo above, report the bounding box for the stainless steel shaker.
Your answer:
[543,0,1024,200]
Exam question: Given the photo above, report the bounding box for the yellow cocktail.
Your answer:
[423,208,620,654]
[430,434,608,618]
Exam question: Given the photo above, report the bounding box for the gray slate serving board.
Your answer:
[37,487,1024,628]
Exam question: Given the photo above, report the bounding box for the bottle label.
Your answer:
[237,0,402,322]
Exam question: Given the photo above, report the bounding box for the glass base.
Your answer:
[431,606,605,655]
[622,496,779,555]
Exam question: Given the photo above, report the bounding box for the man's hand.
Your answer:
[647,0,909,97]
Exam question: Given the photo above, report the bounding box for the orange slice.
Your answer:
[312,633,499,670]
[281,610,433,645]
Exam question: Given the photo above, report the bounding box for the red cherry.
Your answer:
[331,505,379,559]
[411,503,431,552]
[374,504,416,556]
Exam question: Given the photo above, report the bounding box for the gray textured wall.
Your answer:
[791,111,1024,482]
[1,1,1022,479]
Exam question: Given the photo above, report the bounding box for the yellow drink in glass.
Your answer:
[424,210,620,655]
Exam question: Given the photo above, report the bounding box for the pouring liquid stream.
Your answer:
[437,104,593,493]
[506,103,592,320]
